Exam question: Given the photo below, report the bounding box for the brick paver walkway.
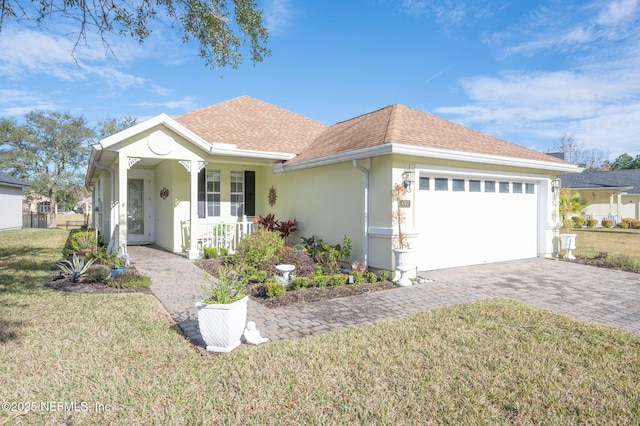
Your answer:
[128,245,640,352]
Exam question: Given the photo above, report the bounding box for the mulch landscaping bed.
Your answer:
[246,280,397,308]
[196,258,398,308]
[564,256,640,274]
[47,268,152,295]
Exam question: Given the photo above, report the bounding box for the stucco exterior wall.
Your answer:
[0,185,24,230]
[263,162,365,264]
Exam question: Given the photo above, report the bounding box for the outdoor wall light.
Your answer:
[551,178,561,194]
[402,167,415,192]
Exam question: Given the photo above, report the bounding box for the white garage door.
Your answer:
[414,173,538,271]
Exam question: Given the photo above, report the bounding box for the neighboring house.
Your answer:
[0,171,29,231]
[85,96,578,271]
[560,169,640,223]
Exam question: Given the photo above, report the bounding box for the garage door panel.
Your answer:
[415,176,537,271]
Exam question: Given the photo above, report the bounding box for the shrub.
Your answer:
[203,246,218,259]
[274,246,315,277]
[586,218,598,228]
[243,267,268,283]
[89,248,126,268]
[622,218,640,229]
[235,229,283,270]
[351,271,365,286]
[562,219,573,230]
[601,219,614,228]
[108,271,152,289]
[364,271,378,284]
[313,275,329,288]
[71,230,97,250]
[378,270,391,281]
[290,276,310,290]
[86,265,111,283]
[617,221,629,229]
[329,273,348,287]
[264,279,285,298]
[571,216,586,228]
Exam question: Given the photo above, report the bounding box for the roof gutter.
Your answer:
[274,143,580,174]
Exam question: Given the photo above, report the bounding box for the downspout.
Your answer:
[352,159,370,267]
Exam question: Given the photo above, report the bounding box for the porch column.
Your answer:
[187,159,199,260]
[117,154,128,253]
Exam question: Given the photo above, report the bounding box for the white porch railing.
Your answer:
[197,215,256,253]
[583,213,619,226]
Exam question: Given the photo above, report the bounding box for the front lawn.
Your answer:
[571,228,640,269]
[1,229,639,424]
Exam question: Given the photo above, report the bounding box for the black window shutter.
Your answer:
[244,171,255,217]
[198,168,206,218]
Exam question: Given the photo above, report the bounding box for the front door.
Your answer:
[127,170,155,244]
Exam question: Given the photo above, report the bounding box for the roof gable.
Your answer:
[288,104,569,166]
[174,95,328,154]
[0,171,28,187]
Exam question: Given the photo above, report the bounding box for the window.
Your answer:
[526,183,535,194]
[469,180,481,192]
[452,179,465,192]
[499,181,510,193]
[485,180,495,192]
[230,170,244,216]
[435,178,448,191]
[206,170,221,217]
[419,176,430,191]
[512,182,523,193]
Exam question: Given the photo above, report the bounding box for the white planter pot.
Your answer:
[559,234,577,260]
[393,248,414,287]
[195,296,248,353]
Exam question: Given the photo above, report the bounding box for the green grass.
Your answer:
[572,228,640,266]
[1,229,640,424]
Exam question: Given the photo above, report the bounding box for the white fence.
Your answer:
[197,215,256,253]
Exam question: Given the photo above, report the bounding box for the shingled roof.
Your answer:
[561,169,640,194]
[0,171,28,187]
[175,96,328,154]
[289,104,569,165]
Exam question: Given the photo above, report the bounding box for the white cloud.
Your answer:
[136,97,199,111]
[437,0,640,158]
[263,0,297,36]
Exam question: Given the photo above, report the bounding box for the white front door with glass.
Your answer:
[127,170,155,244]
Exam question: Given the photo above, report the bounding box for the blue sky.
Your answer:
[1,0,639,159]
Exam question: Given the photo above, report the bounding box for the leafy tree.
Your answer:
[548,134,609,171]
[0,0,269,69]
[0,111,95,227]
[98,116,138,139]
[610,153,640,170]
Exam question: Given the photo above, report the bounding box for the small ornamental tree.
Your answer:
[391,183,410,249]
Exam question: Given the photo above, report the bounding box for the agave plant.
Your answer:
[57,253,97,283]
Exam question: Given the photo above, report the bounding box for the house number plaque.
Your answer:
[399,200,411,208]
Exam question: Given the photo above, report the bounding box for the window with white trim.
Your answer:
[206,170,221,217]
[525,183,535,194]
[499,181,510,193]
[469,180,481,192]
[230,170,244,216]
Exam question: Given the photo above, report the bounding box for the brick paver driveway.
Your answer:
[128,246,640,350]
